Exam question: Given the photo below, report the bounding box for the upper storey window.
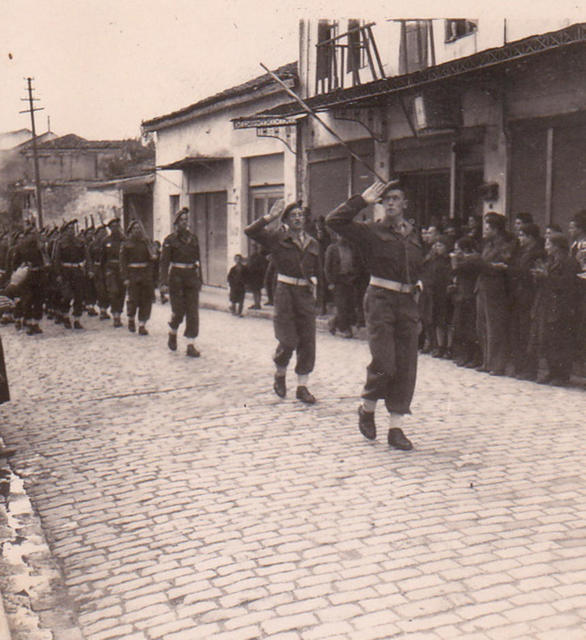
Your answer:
[445,19,478,43]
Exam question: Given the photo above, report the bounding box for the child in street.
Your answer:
[227,254,247,316]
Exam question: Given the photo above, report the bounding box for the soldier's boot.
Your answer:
[62,316,72,329]
[26,323,42,336]
[99,309,111,320]
[296,386,316,404]
[387,428,413,451]
[73,319,84,330]
[186,344,200,358]
[358,405,376,440]
[128,317,136,333]
[167,332,177,351]
[273,375,286,398]
[138,325,148,336]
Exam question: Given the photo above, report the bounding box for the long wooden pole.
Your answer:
[260,63,394,185]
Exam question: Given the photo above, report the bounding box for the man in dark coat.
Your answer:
[327,181,424,451]
[324,233,358,338]
[245,201,320,404]
[120,220,155,335]
[159,208,202,357]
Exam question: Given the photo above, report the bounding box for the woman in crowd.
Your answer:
[531,232,579,385]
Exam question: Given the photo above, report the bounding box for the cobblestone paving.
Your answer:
[1,302,585,640]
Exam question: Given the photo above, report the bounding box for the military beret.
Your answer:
[174,208,189,225]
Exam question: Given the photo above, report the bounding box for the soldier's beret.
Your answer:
[174,208,189,225]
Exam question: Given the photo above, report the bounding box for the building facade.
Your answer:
[142,63,298,287]
[238,19,586,233]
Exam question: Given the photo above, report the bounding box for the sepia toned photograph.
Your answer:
[1,0,585,638]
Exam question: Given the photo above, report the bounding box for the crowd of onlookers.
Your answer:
[229,209,586,387]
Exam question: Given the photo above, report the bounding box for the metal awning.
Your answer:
[157,156,231,170]
[250,22,586,120]
[89,173,155,193]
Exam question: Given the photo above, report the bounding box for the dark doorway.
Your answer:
[189,191,227,287]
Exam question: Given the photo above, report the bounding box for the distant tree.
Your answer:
[101,138,155,178]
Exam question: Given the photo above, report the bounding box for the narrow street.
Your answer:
[1,301,585,640]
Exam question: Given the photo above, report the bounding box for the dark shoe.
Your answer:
[186,344,200,358]
[26,324,42,335]
[296,386,316,404]
[358,405,376,440]
[128,318,136,333]
[327,317,336,336]
[167,332,177,351]
[73,320,83,330]
[138,325,148,336]
[113,317,122,328]
[388,427,413,451]
[99,310,111,320]
[62,317,72,329]
[273,375,286,398]
[86,307,98,316]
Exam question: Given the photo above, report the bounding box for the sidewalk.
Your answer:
[198,284,368,340]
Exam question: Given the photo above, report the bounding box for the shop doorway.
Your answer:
[189,191,227,287]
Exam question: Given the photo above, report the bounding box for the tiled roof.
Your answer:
[142,61,298,130]
[37,134,126,150]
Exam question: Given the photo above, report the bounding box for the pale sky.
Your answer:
[1,0,583,141]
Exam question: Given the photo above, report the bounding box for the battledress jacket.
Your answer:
[244,218,321,286]
[325,195,424,286]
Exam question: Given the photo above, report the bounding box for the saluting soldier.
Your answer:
[120,220,155,335]
[327,181,424,451]
[245,201,320,404]
[54,219,88,330]
[159,207,202,357]
[101,218,126,328]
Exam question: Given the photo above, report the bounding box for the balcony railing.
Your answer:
[315,21,385,94]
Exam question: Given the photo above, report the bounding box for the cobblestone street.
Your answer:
[1,299,585,640]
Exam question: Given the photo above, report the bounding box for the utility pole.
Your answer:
[20,77,44,228]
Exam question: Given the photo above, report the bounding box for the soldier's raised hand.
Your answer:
[361,180,398,204]
[265,198,285,222]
